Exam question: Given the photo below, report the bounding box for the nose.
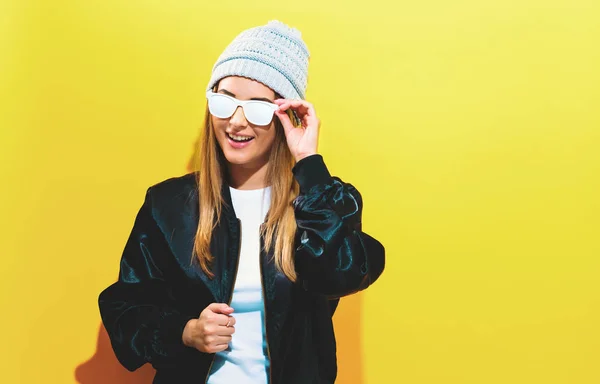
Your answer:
[229,106,248,129]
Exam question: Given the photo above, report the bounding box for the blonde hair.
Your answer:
[193,106,299,281]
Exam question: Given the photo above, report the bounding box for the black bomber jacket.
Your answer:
[98,154,385,383]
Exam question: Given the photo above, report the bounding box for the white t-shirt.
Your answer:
[207,186,271,384]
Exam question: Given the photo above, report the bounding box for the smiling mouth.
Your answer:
[227,133,255,143]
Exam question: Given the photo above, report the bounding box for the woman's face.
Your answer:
[212,76,278,169]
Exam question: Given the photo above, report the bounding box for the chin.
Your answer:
[222,149,256,166]
[224,155,249,165]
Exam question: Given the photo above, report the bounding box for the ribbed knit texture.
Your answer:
[207,20,310,100]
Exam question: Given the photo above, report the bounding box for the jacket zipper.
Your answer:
[204,218,243,383]
[259,224,273,383]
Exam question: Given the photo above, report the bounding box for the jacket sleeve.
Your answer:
[292,155,385,299]
[98,189,196,371]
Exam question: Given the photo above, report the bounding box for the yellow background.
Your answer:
[1,0,599,383]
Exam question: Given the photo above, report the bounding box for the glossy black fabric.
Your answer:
[98,154,385,384]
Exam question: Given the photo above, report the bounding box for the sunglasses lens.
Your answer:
[207,92,276,125]
[244,102,276,126]
[208,94,237,119]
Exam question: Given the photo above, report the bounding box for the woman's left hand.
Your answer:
[274,99,320,162]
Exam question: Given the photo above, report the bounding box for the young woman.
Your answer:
[98,20,385,384]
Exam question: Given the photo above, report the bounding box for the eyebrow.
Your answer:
[218,88,274,103]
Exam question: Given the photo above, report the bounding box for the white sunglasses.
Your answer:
[206,91,280,126]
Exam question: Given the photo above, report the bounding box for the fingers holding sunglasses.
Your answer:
[274,99,320,131]
[274,99,319,162]
[274,107,296,136]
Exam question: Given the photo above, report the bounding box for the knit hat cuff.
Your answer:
[206,58,303,100]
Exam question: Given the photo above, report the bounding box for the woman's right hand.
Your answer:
[182,303,236,353]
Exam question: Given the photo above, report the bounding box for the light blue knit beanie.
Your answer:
[206,20,310,100]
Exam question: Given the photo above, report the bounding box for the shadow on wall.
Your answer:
[75,324,156,383]
[75,132,364,383]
